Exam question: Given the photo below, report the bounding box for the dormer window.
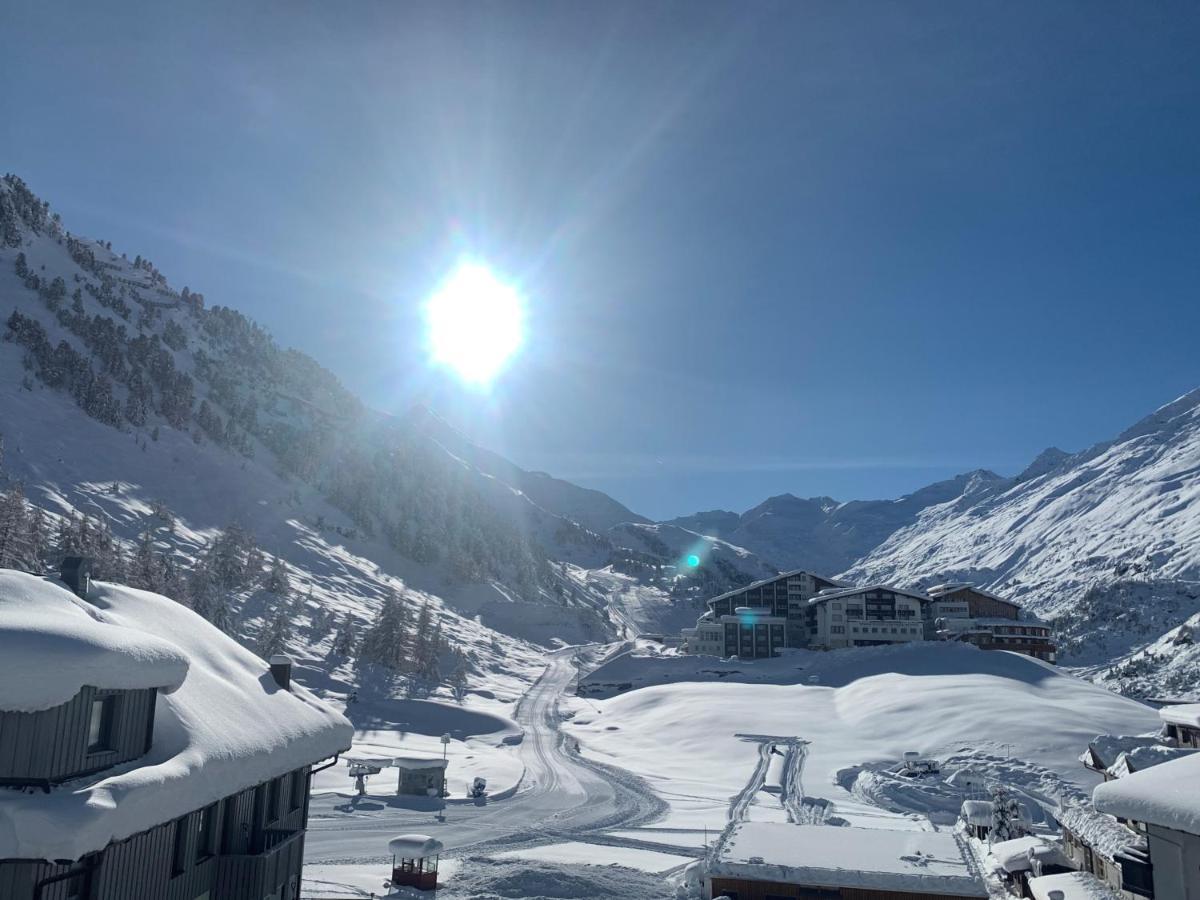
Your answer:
[88,695,116,753]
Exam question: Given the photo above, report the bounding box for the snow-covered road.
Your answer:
[304,646,665,866]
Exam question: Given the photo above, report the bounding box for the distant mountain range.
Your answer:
[2,173,1197,699]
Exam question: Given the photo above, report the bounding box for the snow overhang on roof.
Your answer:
[1158,702,1200,729]
[389,834,444,857]
[0,570,190,712]
[1093,751,1200,837]
[0,575,353,863]
[393,755,449,769]
[988,836,1068,875]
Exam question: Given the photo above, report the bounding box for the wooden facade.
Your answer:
[709,876,984,900]
[0,687,157,786]
[0,765,313,900]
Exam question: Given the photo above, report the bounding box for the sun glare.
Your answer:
[423,261,525,387]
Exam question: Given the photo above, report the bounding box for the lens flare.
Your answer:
[686,554,701,567]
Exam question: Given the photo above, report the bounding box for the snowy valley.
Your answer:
[2,175,1200,900]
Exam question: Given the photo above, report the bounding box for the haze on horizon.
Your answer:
[4,1,1199,520]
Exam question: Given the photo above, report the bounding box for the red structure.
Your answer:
[389,833,443,891]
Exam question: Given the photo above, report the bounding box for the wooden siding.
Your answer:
[0,764,313,900]
[0,687,157,785]
[709,876,984,900]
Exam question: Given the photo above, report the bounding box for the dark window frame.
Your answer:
[87,695,118,754]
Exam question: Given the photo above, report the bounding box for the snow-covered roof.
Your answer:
[0,575,353,862]
[1093,749,1200,836]
[805,584,931,606]
[960,799,994,825]
[1028,870,1121,900]
[0,570,190,712]
[389,834,443,857]
[926,583,1021,609]
[1055,803,1145,858]
[1079,734,1161,770]
[1158,702,1200,729]
[393,754,449,769]
[711,823,986,897]
[938,616,1050,629]
[704,569,845,606]
[1106,745,1196,779]
[987,836,1068,875]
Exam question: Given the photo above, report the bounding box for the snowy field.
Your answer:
[563,643,1159,832]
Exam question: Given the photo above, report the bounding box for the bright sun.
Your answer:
[423,261,525,387]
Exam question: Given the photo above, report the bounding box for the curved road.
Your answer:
[304,645,665,865]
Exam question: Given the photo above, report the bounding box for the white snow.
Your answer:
[1055,802,1143,858]
[1093,749,1200,835]
[566,643,1159,832]
[0,571,189,712]
[0,577,352,862]
[1159,701,1200,729]
[987,836,1067,875]
[492,841,692,874]
[388,834,443,857]
[1028,870,1121,900]
[711,823,986,896]
[960,799,993,825]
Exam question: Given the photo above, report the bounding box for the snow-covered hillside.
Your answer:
[667,470,1009,575]
[0,173,773,704]
[841,390,1200,695]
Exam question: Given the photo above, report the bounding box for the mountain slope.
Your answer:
[841,388,1200,693]
[667,470,1009,574]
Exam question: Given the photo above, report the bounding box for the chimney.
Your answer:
[60,556,94,600]
[269,654,293,691]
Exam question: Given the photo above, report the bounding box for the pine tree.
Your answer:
[256,601,292,659]
[329,614,357,658]
[450,657,469,702]
[266,556,292,597]
[358,593,409,670]
[0,484,32,570]
[990,784,1026,842]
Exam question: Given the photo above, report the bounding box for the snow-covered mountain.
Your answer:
[0,174,776,691]
[667,470,1009,574]
[840,389,1200,696]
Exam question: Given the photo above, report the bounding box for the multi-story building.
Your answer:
[0,563,352,900]
[924,583,1057,662]
[684,570,843,656]
[803,584,928,649]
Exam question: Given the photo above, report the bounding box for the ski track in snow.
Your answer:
[304,645,667,868]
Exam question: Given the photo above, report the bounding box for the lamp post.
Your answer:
[440,733,450,797]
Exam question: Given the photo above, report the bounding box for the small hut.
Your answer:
[394,754,449,797]
[389,833,443,891]
[961,799,995,839]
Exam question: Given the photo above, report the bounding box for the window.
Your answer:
[87,696,116,753]
[267,776,282,821]
[831,625,845,634]
[172,816,188,875]
[290,770,304,811]
[195,803,217,860]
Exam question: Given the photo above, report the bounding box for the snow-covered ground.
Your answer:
[563,643,1158,833]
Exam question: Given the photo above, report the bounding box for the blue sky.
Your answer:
[4,2,1199,520]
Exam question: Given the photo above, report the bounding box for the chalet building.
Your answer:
[0,565,352,900]
[803,584,927,649]
[1055,803,1153,898]
[1095,750,1200,899]
[701,570,845,649]
[923,583,1056,662]
[1079,735,1189,783]
[1159,702,1200,748]
[705,822,987,899]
